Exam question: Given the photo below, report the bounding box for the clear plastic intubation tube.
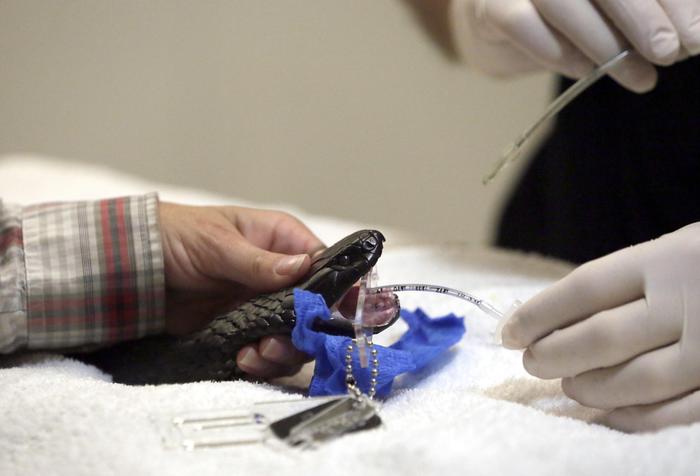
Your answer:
[353,273,370,368]
[367,284,503,320]
[364,283,517,345]
[363,283,520,345]
[347,270,515,352]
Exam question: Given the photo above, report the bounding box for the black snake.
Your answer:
[77,230,399,385]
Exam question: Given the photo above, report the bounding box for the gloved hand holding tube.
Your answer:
[450,0,700,92]
[500,223,700,432]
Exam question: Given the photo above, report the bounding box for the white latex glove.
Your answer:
[500,223,700,432]
[450,0,700,92]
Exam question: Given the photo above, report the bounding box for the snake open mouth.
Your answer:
[330,277,401,328]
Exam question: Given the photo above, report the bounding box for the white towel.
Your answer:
[1,156,697,476]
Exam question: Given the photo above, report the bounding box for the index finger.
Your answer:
[530,0,658,92]
[231,207,325,255]
[267,213,325,256]
[501,243,647,349]
[596,0,680,65]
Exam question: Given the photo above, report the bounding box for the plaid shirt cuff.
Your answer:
[21,193,165,350]
[0,202,27,352]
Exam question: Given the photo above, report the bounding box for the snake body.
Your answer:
[77,230,397,385]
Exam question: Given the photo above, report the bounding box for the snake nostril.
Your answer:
[363,237,377,251]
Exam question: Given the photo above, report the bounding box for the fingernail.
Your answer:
[238,347,259,370]
[260,337,288,361]
[613,56,657,93]
[686,42,700,57]
[649,31,680,65]
[500,323,521,349]
[522,349,539,375]
[310,247,326,259]
[560,377,575,397]
[274,254,307,276]
[496,301,522,349]
[501,318,526,349]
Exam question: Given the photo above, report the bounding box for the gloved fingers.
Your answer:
[524,298,682,378]
[603,389,700,432]
[595,0,681,64]
[658,0,700,56]
[451,0,544,76]
[482,0,595,78]
[501,244,645,349]
[529,0,657,92]
[562,343,698,409]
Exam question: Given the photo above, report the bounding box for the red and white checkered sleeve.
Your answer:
[0,193,166,352]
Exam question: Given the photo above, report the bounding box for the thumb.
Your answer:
[219,240,312,291]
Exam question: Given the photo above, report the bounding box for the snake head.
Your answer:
[296,229,400,336]
[300,230,385,306]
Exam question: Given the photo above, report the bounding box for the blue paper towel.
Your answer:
[291,289,465,398]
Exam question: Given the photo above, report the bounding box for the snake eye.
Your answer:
[363,237,377,251]
[337,254,351,266]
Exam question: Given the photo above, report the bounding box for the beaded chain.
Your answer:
[344,338,379,400]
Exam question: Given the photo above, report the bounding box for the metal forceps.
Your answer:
[482,50,631,184]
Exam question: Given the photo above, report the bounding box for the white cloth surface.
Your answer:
[2,155,698,476]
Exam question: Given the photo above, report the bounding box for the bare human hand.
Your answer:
[159,202,324,378]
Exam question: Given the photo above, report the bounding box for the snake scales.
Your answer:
[76,230,399,385]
